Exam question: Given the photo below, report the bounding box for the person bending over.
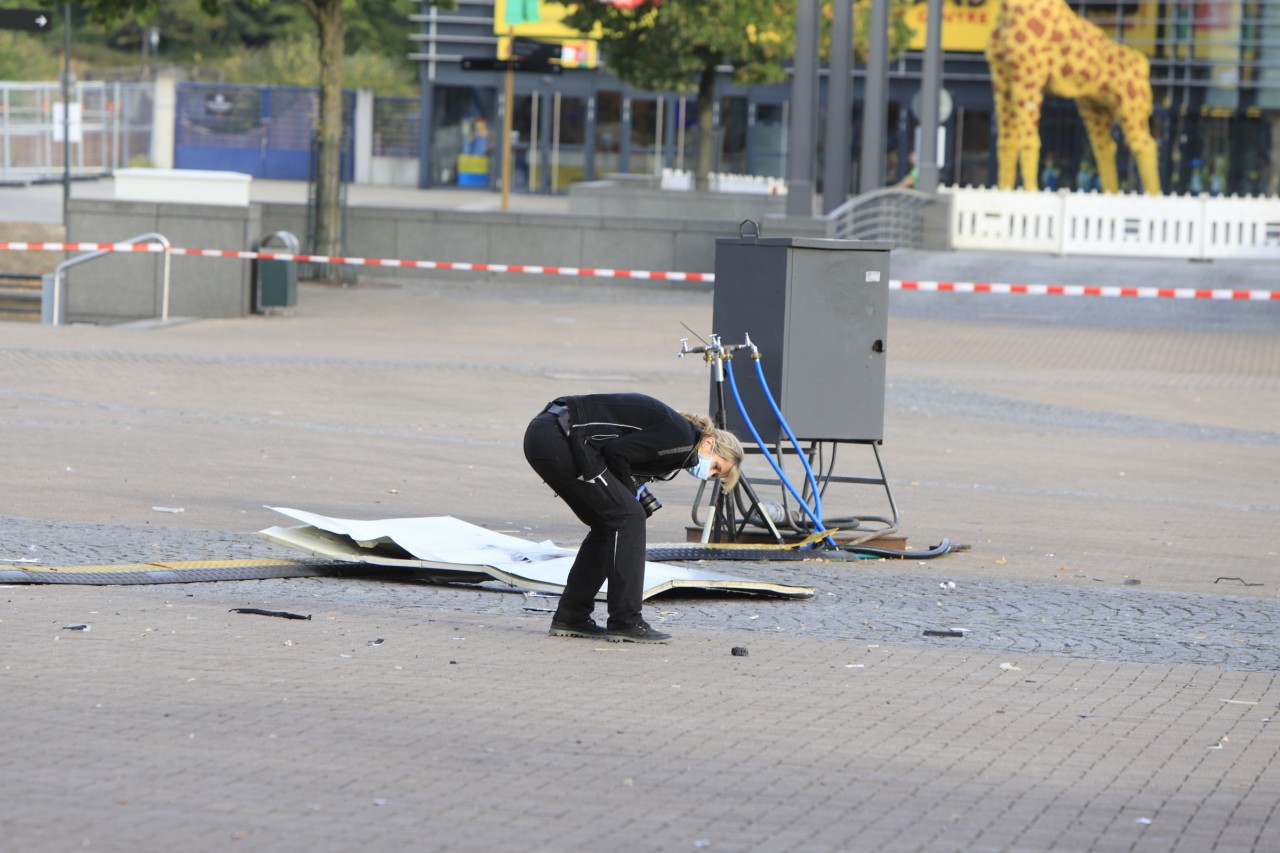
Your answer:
[523,393,743,643]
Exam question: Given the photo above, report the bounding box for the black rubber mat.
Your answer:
[647,546,845,562]
[646,539,954,562]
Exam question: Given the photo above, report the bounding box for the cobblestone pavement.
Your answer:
[3,266,1279,852]
[5,515,1279,674]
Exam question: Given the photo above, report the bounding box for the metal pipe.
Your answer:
[786,0,819,217]
[50,232,171,327]
[62,3,71,225]
[918,0,944,192]
[823,1,853,214]
[859,0,890,194]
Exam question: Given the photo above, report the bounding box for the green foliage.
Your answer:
[212,32,417,95]
[0,32,62,81]
[561,0,795,94]
[561,1,917,94]
[212,34,323,87]
[75,0,223,26]
[851,0,916,64]
[25,1,421,86]
[100,0,305,58]
[340,48,418,96]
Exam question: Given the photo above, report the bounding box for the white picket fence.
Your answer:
[944,186,1280,260]
[660,167,787,195]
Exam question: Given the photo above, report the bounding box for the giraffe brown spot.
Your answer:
[1061,63,1073,77]
[1028,18,1045,37]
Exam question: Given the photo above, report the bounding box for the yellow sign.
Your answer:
[494,0,597,39]
[493,0,600,68]
[905,0,998,54]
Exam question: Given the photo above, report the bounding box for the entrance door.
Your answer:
[623,96,664,176]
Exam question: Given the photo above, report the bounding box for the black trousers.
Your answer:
[522,411,648,628]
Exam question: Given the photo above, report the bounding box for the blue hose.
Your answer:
[752,357,835,547]
[724,357,828,545]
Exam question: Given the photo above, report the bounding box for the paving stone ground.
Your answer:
[1,227,1279,851]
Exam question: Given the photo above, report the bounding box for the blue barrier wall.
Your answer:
[175,83,353,181]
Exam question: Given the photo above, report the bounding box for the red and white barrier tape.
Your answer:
[893,280,1280,301]
[0,241,714,283]
[3,241,1277,300]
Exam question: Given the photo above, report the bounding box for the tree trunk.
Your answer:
[694,64,716,192]
[314,0,345,260]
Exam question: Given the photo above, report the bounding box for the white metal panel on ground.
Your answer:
[260,507,815,600]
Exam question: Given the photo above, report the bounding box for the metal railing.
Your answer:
[1,81,154,184]
[826,188,934,247]
[49,233,170,326]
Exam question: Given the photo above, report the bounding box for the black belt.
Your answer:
[543,402,570,436]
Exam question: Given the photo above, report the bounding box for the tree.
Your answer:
[562,0,915,190]
[100,1,305,59]
[562,0,794,190]
[74,0,436,264]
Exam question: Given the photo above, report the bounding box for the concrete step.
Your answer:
[0,276,42,322]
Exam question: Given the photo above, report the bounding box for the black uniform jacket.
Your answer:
[557,393,701,490]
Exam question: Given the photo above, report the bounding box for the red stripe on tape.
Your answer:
[2,241,1277,298]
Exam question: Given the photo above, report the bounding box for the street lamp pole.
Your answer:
[62,3,72,227]
[786,0,819,217]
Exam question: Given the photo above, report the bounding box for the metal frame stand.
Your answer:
[742,438,899,548]
[681,335,899,549]
[682,336,785,545]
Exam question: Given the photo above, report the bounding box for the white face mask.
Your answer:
[688,454,713,481]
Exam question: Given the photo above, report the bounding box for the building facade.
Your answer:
[412,0,1280,198]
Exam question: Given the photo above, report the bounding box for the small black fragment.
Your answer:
[731,646,748,657]
[229,608,311,621]
[923,629,967,638]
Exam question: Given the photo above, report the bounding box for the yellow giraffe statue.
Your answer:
[985,0,1161,195]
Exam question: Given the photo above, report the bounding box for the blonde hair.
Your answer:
[683,413,744,491]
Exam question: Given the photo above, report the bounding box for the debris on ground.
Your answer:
[522,591,559,612]
[229,608,311,621]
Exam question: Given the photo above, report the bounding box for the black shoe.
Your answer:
[606,621,671,644]
[548,618,607,639]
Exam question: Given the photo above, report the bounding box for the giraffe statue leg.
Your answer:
[995,104,1028,190]
[989,61,1024,190]
[1012,90,1045,192]
[1118,112,1162,195]
[1077,99,1120,193]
